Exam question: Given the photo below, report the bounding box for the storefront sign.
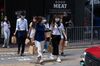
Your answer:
[45,0,69,14]
[53,1,67,9]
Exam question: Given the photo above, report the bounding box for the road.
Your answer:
[0,47,85,66]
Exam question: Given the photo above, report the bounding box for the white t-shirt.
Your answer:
[50,23,64,36]
[3,21,10,31]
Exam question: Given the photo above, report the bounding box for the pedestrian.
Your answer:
[59,34,66,56]
[34,16,45,64]
[2,16,11,48]
[50,15,67,62]
[29,16,37,42]
[14,13,28,56]
[43,18,51,53]
[59,15,67,56]
[1,20,4,39]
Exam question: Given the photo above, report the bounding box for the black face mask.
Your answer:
[56,21,60,27]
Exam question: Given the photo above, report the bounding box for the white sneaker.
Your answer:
[40,59,43,63]
[2,45,5,48]
[49,54,54,60]
[56,57,61,63]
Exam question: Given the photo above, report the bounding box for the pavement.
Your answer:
[0,45,85,66]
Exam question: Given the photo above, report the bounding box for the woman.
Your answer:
[29,16,37,41]
[2,16,11,48]
[34,16,45,64]
[50,15,67,62]
[43,18,51,53]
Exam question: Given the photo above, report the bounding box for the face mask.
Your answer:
[33,19,36,22]
[21,16,25,19]
[55,18,60,22]
[42,19,47,23]
[4,18,7,21]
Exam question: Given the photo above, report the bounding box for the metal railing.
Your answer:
[66,26,100,47]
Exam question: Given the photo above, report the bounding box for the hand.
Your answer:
[13,31,17,36]
[13,33,16,36]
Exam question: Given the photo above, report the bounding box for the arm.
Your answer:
[61,23,67,40]
[25,19,28,32]
[25,19,29,37]
[14,19,18,35]
[8,21,11,28]
[1,21,4,27]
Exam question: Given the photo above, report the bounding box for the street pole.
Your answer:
[91,0,94,44]
[4,0,6,15]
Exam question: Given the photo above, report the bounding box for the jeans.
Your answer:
[4,29,10,47]
[44,41,49,50]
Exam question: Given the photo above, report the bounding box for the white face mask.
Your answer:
[33,19,36,22]
[4,17,7,21]
[55,18,60,22]
[42,19,47,23]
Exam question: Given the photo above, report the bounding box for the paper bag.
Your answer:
[25,38,30,45]
[28,45,37,54]
[11,36,17,44]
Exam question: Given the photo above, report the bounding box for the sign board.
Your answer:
[45,0,71,14]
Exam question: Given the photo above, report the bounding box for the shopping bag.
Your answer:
[11,36,17,44]
[28,45,37,54]
[64,40,68,47]
[48,44,53,53]
[25,38,30,45]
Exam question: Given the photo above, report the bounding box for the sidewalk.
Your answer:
[0,46,85,66]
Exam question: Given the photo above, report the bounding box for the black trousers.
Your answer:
[17,31,26,54]
[51,35,61,55]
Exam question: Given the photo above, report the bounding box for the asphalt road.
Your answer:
[0,47,85,66]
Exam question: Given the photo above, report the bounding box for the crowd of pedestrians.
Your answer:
[1,12,70,64]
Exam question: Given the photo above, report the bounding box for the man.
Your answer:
[14,13,28,56]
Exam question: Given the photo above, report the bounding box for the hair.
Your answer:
[36,16,43,23]
[20,12,25,16]
[50,15,61,27]
[3,16,10,24]
[31,16,37,28]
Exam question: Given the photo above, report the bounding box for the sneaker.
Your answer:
[7,46,10,48]
[20,53,25,56]
[61,52,65,56]
[43,49,48,53]
[49,54,54,60]
[36,56,41,63]
[39,59,44,65]
[2,45,5,48]
[43,49,46,53]
[56,57,61,63]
